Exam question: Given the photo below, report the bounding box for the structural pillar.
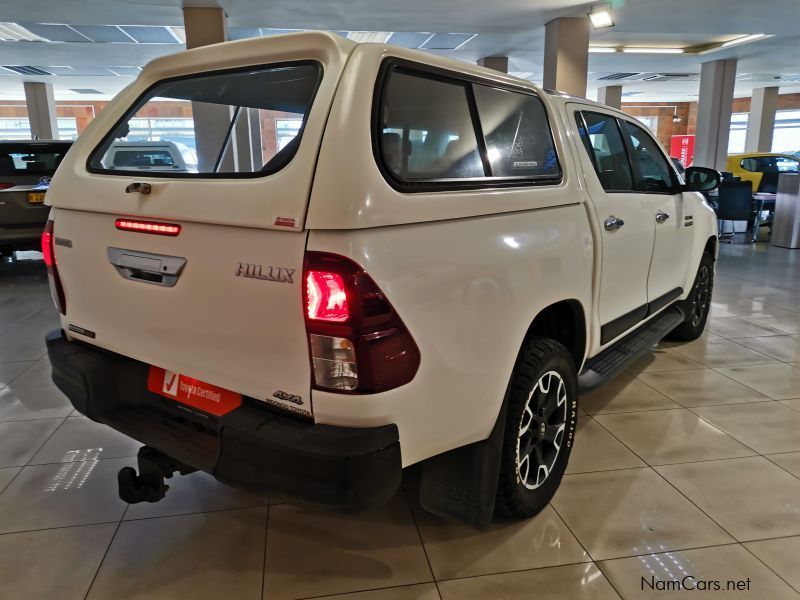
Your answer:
[745,86,779,153]
[23,82,58,140]
[542,17,590,98]
[183,6,228,50]
[597,85,622,109]
[694,58,737,170]
[182,6,234,171]
[477,56,508,73]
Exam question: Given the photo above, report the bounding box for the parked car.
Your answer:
[726,152,799,193]
[0,140,72,256]
[42,32,719,527]
[101,140,192,172]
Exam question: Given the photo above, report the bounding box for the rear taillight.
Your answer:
[303,252,420,393]
[41,220,66,315]
[0,182,13,191]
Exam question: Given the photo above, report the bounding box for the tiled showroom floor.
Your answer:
[1,244,799,600]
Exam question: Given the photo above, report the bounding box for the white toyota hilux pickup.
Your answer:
[43,32,719,527]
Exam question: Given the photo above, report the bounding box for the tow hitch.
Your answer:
[118,446,197,503]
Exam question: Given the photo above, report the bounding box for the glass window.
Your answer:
[379,70,484,181]
[741,155,799,173]
[0,144,70,176]
[621,120,676,193]
[472,85,560,179]
[575,112,634,192]
[88,62,320,176]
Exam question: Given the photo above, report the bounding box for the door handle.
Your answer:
[604,216,625,231]
[108,247,186,287]
[656,210,670,224]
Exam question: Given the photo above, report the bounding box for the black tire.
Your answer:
[668,252,714,342]
[495,337,578,519]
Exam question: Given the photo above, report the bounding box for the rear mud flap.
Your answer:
[419,396,507,529]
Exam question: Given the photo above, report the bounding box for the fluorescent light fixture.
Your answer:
[588,4,615,29]
[721,33,767,48]
[0,22,46,42]
[346,31,392,43]
[623,47,684,54]
[589,46,618,53]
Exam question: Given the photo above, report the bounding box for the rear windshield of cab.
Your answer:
[87,61,322,178]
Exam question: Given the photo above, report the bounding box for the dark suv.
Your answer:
[0,140,72,256]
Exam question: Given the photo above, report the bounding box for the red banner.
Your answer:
[670,135,696,168]
[147,366,241,416]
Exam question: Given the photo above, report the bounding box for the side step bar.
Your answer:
[578,305,685,393]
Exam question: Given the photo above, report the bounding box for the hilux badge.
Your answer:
[235,262,295,284]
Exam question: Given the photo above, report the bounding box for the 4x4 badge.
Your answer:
[235,263,295,284]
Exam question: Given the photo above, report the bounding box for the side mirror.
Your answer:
[684,166,720,192]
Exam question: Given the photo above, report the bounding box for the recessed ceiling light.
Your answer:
[0,22,46,42]
[588,4,615,29]
[346,31,392,43]
[721,34,767,48]
[622,47,684,54]
[589,47,618,53]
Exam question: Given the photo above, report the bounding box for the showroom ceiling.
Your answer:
[0,0,798,102]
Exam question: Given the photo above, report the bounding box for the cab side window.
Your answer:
[380,71,485,181]
[621,120,676,193]
[575,112,634,192]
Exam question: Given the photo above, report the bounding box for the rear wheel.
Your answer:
[668,252,714,341]
[495,337,578,519]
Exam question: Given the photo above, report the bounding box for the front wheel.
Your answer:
[495,337,578,519]
[668,252,714,341]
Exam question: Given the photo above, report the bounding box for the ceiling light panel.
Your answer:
[721,34,767,47]
[228,28,261,40]
[260,28,303,36]
[347,31,392,43]
[510,72,534,79]
[70,25,132,43]
[588,4,615,29]
[589,46,617,53]
[46,66,114,76]
[388,32,433,48]
[420,33,476,50]
[0,22,46,41]
[2,65,52,75]
[119,26,179,44]
[622,47,684,54]
[106,66,142,76]
[70,88,102,94]
[17,23,89,42]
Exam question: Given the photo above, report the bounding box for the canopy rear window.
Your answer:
[88,61,321,178]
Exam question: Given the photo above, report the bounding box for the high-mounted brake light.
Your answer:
[306,271,349,322]
[115,218,181,236]
[41,220,66,315]
[303,252,420,394]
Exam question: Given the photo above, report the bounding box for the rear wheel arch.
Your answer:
[524,300,587,371]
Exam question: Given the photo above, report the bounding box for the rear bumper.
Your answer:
[46,329,401,511]
[0,225,43,248]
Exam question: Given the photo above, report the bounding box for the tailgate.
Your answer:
[43,33,356,418]
[52,208,313,416]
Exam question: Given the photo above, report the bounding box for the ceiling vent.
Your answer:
[2,65,52,75]
[70,88,102,94]
[596,72,641,81]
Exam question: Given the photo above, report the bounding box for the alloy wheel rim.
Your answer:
[516,370,568,490]
[690,265,712,327]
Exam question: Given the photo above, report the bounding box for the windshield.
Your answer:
[741,156,799,173]
[88,62,321,177]
[0,146,69,177]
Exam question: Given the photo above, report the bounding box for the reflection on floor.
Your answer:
[1,245,799,599]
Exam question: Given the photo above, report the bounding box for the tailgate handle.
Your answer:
[108,247,186,287]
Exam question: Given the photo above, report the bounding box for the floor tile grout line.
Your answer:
[83,503,129,600]
[548,502,597,564]
[0,415,71,494]
[587,417,744,544]
[762,454,800,483]
[401,486,442,598]
[23,415,72,468]
[0,503,270,536]
[583,397,777,417]
[705,362,800,400]
[739,541,800,595]
[260,503,270,600]
[295,582,442,600]
[685,405,796,457]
